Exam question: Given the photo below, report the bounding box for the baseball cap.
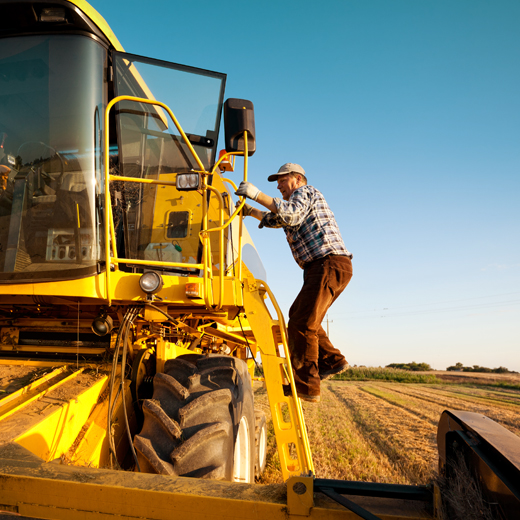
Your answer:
[267,163,306,182]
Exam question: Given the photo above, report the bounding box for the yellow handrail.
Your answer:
[104,95,207,305]
[204,185,225,309]
[237,133,248,291]
[108,176,178,187]
[103,95,253,311]
[210,149,238,176]
[111,258,204,269]
[201,135,252,309]
[205,149,247,233]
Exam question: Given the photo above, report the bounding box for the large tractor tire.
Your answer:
[134,354,255,482]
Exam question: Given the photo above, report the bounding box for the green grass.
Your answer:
[477,381,520,391]
[361,385,415,406]
[333,366,441,384]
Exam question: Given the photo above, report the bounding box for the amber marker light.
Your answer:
[185,283,201,299]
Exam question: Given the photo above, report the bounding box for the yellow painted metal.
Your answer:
[258,281,314,466]
[0,444,432,519]
[0,359,69,368]
[0,273,104,298]
[70,377,134,468]
[109,196,118,262]
[14,373,106,462]
[0,366,68,419]
[287,476,315,516]
[104,95,207,306]
[201,178,215,309]
[112,176,178,186]
[0,345,107,355]
[111,257,204,270]
[0,270,234,305]
[155,339,195,373]
[0,367,84,423]
[102,96,253,310]
[72,1,125,51]
[237,133,248,289]
[0,0,320,494]
[242,279,314,480]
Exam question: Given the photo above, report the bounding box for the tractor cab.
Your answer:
[0,28,226,283]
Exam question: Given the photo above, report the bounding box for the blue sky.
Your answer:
[89,0,520,371]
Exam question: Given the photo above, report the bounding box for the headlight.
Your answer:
[91,311,113,336]
[176,172,201,191]
[139,271,164,295]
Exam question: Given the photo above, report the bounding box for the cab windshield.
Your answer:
[0,35,107,281]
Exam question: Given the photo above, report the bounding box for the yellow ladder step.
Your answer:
[242,279,314,480]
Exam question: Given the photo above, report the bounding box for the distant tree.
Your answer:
[386,362,432,372]
[447,363,512,374]
[446,362,464,371]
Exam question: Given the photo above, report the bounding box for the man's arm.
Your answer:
[254,192,277,213]
[238,202,283,229]
[235,181,277,213]
[239,202,267,221]
[249,206,267,220]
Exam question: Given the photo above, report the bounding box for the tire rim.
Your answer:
[233,416,251,483]
[258,422,267,472]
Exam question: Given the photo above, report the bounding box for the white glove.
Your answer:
[236,201,254,216]
[235,181,261,201]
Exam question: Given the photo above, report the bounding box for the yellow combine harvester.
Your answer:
[0,1,518,519]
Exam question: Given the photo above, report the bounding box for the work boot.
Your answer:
[319,361,350,380]
[282,384,320,403]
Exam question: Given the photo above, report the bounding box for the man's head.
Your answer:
[268,163,307,201]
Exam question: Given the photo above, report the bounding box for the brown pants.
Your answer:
[287,255,353,396]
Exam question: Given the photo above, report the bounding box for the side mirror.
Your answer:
[223,98,256,156]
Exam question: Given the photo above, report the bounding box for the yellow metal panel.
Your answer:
[0,271,239,306]
[0,366,67,418]
[71,377,133,468]
[0,367,82,423]
[0,275,105,299]
[0,359,66,368]
[15,375,107,462]
[287,476,314,516]
[0,452,431,520]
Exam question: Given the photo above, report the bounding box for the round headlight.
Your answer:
[139,271,164,295]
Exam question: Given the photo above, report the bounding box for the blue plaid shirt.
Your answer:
[259,185,351,268]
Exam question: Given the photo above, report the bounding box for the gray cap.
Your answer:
[268,163,306,182]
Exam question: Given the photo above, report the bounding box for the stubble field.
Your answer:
[253,374,520,485]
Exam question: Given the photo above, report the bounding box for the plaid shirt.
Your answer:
[259,185,351,268]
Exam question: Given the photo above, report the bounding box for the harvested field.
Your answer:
[253,378,520,485]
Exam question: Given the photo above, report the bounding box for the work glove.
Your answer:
[235,181,261,201]
[236,201,254,216]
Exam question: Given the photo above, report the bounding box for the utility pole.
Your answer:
[324,314,333,336]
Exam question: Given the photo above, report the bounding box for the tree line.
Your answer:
[385,362,516,374]
[445,362,516,374]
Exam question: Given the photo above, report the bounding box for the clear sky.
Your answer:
[89,0,520,371]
